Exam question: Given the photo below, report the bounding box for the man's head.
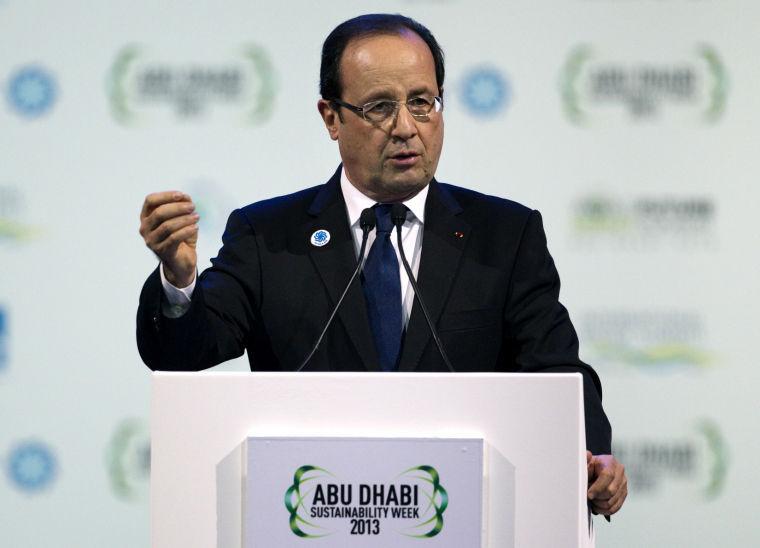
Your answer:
[318,14,445,202]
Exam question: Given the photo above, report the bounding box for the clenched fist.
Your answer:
[139,191,199,288]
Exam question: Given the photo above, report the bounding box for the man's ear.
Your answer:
[317,99,340,141]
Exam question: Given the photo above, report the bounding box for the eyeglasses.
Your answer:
[330,96,443,123]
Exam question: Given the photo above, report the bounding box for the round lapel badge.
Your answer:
[310,229,330,247]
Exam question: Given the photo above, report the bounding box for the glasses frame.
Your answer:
[330,96,444,123]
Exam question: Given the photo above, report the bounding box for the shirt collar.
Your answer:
[340,167,428,227]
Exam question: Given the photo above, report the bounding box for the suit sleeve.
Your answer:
[136,208,262,371]
[503,210,612,455]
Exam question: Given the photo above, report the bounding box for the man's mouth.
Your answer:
[388,151,421,166]
[390,151,420,159]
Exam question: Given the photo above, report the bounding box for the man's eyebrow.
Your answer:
[360,85,436,103]
[408,86,435,97]
[360,88,397,102]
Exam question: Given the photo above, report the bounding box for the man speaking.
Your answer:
[136,14,627,517]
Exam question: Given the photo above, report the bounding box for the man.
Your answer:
[137,14,627,516]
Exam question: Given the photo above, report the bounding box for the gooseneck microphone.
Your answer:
[296,208,376,372]
[391,203,456,373]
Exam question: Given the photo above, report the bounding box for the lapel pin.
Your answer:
[310,229,331,247]
[454,231,464,239]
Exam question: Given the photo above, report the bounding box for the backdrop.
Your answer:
[2,1,758,546]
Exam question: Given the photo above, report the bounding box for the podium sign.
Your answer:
[244,437,484,547]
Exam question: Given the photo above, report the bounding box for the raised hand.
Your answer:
[139,191,199,288]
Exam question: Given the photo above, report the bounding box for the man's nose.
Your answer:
[389,104,418,140]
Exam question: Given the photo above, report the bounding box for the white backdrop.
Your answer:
[1,1,758,546]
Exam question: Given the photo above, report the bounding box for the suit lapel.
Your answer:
[306,169,380,371]
[398,181,470,372]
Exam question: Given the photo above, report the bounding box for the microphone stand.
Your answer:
[296,208,376,372]
[391,203,456,373]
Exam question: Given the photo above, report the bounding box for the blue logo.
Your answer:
[310,229,330,247]
[6,441,58,492]
[0,307,8,371]
[460,67,511,117]
[6,66,58,118]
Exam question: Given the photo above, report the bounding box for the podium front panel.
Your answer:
[151,372,590,547]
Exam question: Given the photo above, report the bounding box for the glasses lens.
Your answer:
[407,97,433,116]
[364,101,398,122]
[361,97,442,122]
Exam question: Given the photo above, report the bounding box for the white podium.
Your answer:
[151,372,594,548]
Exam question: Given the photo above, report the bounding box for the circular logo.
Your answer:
[460,67,511,117]
[6,440,57,492]
[310,229,330,247]
[6,66,58,118]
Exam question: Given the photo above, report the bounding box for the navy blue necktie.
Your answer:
[362,204,403,371]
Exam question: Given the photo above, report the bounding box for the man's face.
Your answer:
[318,31,444,202]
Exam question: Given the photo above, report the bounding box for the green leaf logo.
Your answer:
[399,465,448,538]
[283,465,334,538]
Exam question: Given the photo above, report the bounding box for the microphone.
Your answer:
[296,208,376,372]
[391,203,456,373]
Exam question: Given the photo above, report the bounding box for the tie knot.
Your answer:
[374,204,395,234]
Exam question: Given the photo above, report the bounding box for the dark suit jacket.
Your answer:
[137,167,612,454]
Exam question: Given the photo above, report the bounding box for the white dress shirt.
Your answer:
[340,169,425,327]
[160,168,427,327]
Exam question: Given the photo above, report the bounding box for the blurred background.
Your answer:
[1,1,758,546]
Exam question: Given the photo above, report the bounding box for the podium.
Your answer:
[151,372,594,547]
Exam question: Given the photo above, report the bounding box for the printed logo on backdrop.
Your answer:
[0,185,40,244]
[0,307,8,372]
[560,44,727,125]
[613,418,728,500]
[105,418,150,501]
[459,66,511,118]
[580,310,713,372]
[572,192,716,249]
[5,65,58,119]
[107,45,277,125]
[5,440,58,493]
[284,464,447,539]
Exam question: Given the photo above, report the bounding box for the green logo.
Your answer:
[400,465,449,538]
[105,418,150,501]
[572,194,716,251]
[573,194,631,233]
[560,44,728,125]
[284,464,448,539]
[581,311,714,371]
[613,418,728,501]
[284,465,334,538]
[107,44,277,125]
[697,419,728,500]
[589,342,712,370]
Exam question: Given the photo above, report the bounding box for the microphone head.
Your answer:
[391,203,408,227]
[360,207,376,231]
